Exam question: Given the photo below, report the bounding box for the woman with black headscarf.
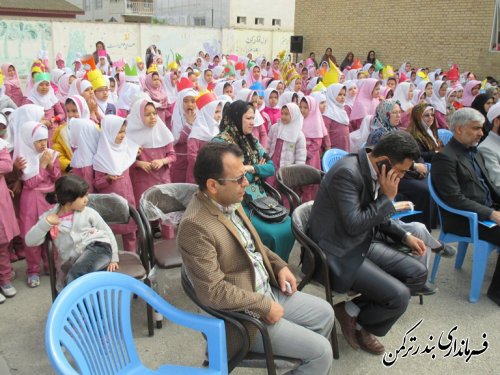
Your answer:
[471,93,494,142]
[212,100,295,261]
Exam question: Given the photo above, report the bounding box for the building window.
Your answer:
[255,17,264,25]
[491,0,500,51]
[272,19,281,27]
[237,16,246,24]
[94,0,103,9]
[194,17,206,26]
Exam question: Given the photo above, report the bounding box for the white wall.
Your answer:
[228,0,294,30]
[0,19,293,77]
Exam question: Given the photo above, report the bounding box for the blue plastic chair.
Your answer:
[428,174,499,303]
[437,129,453,145]
[46,272,228,375]
[322,148,348,172]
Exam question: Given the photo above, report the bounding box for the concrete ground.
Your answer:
[0,239,499,375]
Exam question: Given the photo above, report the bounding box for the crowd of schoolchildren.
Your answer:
[0,41,498,303]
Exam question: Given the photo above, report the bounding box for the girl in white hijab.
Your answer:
[393,82,415,129]
[429,80,449,129]
[127,98,175,205]
[69,118,99,192]
[93,115,139,251]
[14,121,60,287]
[323,83,350,151]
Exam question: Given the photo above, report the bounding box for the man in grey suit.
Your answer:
[309,132,428,355]
[432,108,500,307]
[478,102,500,188]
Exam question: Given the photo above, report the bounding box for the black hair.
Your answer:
[223,82,232,90]
[47,175,89,205]
[65,97,77,107]
[371,132,420,164]
[194,142,243,191]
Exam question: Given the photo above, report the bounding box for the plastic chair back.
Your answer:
[322,148,348,172]
[46,272,228,375]
[276,165,323,212]
[437,129,453,146]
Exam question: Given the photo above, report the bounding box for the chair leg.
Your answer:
[147,304,154,337]
[331,321,340,359]
[430,254,441,283]
[469,242,490,303]
[455,242,469,270]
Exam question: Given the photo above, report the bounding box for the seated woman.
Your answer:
[407,103,442,163]
[366,99,437,230]
[212,100,295,261]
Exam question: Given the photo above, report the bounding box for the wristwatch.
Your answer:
[403,232,412,244]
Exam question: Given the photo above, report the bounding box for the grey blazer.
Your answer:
[308,148,407,293]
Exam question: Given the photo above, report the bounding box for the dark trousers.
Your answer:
[351,241,427,337]
[449,223,500,294]
[65,242,112,285]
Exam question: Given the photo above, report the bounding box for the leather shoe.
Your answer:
[487,288,500,307]
[356,328,385,355]
[333,302,359,350]
[432,242,456,258]
[415,282,438,296]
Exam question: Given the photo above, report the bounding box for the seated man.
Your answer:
[432,108,500,306]
[178,142,334,375]
[478,102,500,188]
[308,131,428,355]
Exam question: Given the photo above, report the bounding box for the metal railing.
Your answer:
[125,1,154,15]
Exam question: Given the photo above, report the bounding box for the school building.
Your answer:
[294,0,500,78]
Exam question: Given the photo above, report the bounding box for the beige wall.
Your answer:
[294,0,499,79]
[0,18,292,78]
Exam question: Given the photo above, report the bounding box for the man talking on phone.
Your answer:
[308,131,428,355]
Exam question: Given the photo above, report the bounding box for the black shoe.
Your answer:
[416,282,438,296]
[487,288,500,307]
[432,242,456,258]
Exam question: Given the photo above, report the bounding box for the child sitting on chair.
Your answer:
[25,175,119,290]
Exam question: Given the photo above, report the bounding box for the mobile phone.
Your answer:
[376,159,392,175]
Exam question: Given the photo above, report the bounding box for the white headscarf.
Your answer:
[324,83,350,125]
[429,80,447,114]
[162,72,178,104]
[116,81,141,111]
[275,102,303,143]
[13,121,58,181]
[67,78,93,97]
[8,104,45,146]
[93,115,139,176]
[231,79,246,95]
[66,95,91,119]
[69,119,99,168]
[126,99,173,148]
[393,82,414,111]
[171,88,198,143]
[189,99,221,142]
[27,79,59,110]
[278,91,296,107]
[264,88,279,109]
[343,80,357,109]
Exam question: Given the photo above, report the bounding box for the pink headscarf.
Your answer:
[1,63,20,88]
[461,80,482,107]
[301,96,328,138]
[349,78,381,121]
[144,72,168,107]
[246,66,262,86]
[55,74,73,104]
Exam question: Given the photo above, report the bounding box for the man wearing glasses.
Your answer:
[308,131,430,355]
[178,142,335,375]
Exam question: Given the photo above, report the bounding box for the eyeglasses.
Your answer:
[217,174,247,185]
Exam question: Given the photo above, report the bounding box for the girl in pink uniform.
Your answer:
[69,119,99,193]
[1,63,25,107]
[127,99,176,205]
[93,115,139,252]
[14,122,61,287]
[0,136,20,301]
[323,83,351,151]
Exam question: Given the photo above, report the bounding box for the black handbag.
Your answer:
[247,196,289,223]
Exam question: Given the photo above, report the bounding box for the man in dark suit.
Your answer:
[431,108,500,307]
[309,132,428,355]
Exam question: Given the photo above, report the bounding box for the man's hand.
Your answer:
[404,234,426,256]
[379,166,400,201]
[490,211,500,225]
[277,266,297,295]
[263,301,284,324]
[414,163,428,176]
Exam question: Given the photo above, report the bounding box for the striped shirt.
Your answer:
[207,195,274,299]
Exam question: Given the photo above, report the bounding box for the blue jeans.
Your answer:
[65,242,112,285]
